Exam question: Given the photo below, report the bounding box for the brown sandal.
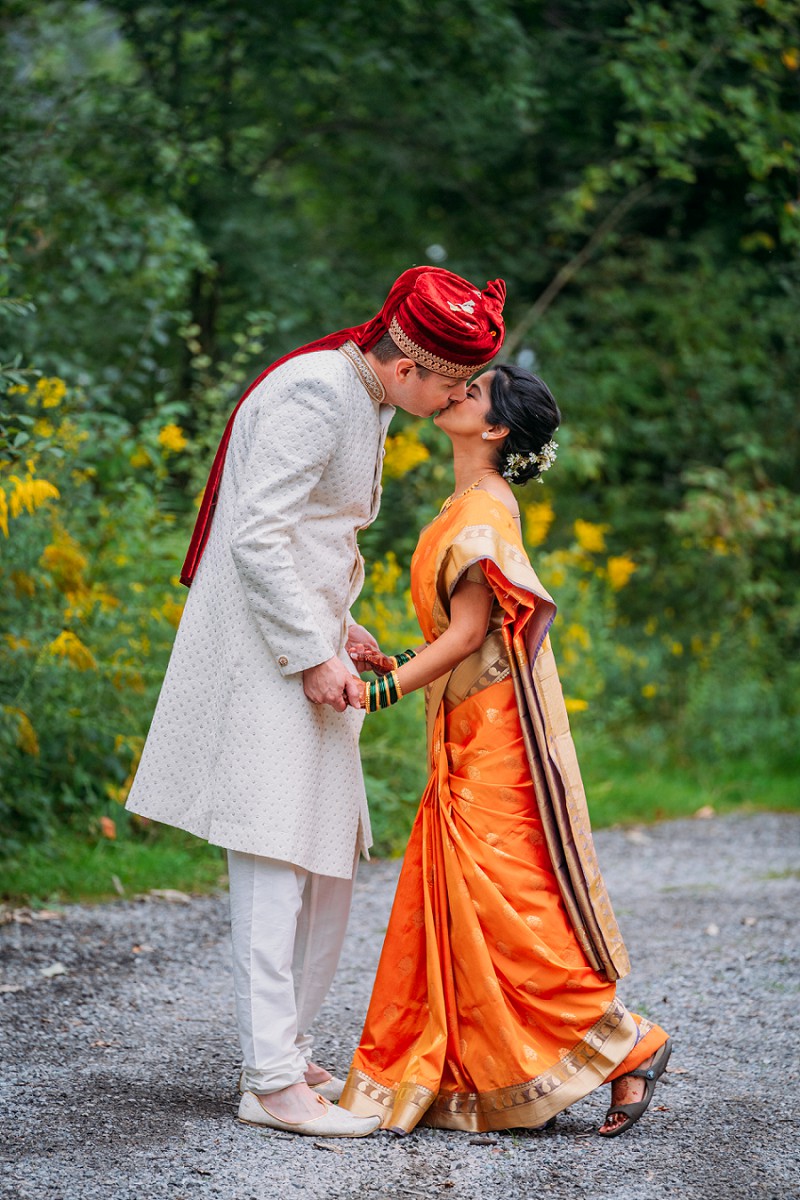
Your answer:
[598,1037,672,1138]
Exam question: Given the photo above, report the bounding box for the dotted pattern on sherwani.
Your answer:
[126,346,395,879]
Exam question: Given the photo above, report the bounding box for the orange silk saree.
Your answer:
[341,489,668,1133]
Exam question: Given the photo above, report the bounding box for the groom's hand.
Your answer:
[303,656,364,712]
[345,623,381,673]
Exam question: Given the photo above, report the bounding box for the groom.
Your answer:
[126,266,506,1136]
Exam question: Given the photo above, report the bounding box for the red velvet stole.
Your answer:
[179,314,385,586]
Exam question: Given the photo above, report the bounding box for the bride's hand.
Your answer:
[346,624,381,673]
[358,647,396,676]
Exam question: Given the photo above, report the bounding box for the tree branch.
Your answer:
[502,180,655,358]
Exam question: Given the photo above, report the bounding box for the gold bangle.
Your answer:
[391,669,403,700]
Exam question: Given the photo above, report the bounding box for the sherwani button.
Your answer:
[278,656,289,667]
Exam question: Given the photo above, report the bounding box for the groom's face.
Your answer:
[390,361,468,418]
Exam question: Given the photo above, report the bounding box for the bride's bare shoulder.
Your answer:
[477,474,520,520]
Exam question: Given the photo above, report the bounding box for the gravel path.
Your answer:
[2,811,798,1200]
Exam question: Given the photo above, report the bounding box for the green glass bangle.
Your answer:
[394,648,418,668]
[365,671,403,713]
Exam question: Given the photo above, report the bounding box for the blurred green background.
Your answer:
[2,0,798,902]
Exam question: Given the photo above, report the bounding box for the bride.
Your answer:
[341,363,671,1137]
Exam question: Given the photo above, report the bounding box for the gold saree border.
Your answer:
[444,628,509,710]
[341,999,641,1133]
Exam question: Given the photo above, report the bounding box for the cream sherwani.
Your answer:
[126,343,393,878]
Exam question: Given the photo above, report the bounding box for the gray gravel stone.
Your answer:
[1,811,798,1200]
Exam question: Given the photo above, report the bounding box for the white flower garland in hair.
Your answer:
[502,439,558,483]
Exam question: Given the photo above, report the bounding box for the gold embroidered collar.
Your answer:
[339,340,385,404]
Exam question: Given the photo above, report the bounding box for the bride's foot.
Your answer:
[598,1059,652,1135]
[597,1038,672,1138]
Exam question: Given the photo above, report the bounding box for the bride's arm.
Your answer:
[389,574,494,699]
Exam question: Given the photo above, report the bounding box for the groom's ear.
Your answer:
[393,357,419,384]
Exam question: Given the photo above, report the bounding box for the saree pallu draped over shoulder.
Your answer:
[341,490,668,1134]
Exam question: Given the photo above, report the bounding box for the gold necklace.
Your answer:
[439,469,500,515]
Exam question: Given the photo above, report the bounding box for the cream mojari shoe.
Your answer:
[308,1076,345,1102]
[238,1090,380,1137]
[237,1071,345,1103]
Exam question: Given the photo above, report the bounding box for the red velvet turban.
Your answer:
[180,266,506,585]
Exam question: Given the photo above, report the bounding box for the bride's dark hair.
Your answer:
[485,364,561,485]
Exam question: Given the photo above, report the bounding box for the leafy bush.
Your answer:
[0,366,191,847]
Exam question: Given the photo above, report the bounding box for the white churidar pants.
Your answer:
[227,850,357,1094]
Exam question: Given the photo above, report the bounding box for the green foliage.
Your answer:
[360,691,429,857]
[0,355,191,847]
[0,824,226,904]
[1,0,798,856]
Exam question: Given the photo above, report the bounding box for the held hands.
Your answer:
[345,623,383,673]
[345,624,384,711]
[346,624,395,710]
[303,656,364,712]
[305,627,408,712]
[348,644,396,676]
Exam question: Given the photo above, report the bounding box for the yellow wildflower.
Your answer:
[641,683,658,699]
[524,500,555,548]
[7,384,29,396]
[0,487,8,537]
[405,588,416,620]
[53,418,88,452]
[671,641,684,656]
[36,377,68,408]
[158,423,188,454]
[129,671,145,694]
[564,697,589,714]
[11,570,35,598]
[565,622,591,650]
[573,519,608,554]
[71,467,96,486]
[782,48,799,70]
[5,634,32,652]
[129,446,152,468]
[606,555,636,591]
[370,552,402,596]
[7,472,60,519]
[383,430,430,479]
[690,635,704,656]
[161,597,185,628]
[41,532,89,595]
[49,630,98,671]
[33,418,55,438]
[4,706,39,756]
[95,587,121,613]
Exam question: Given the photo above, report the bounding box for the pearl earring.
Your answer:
[481,432,489,440]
